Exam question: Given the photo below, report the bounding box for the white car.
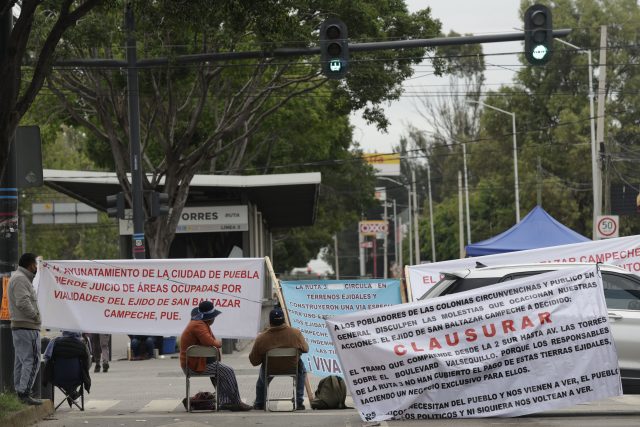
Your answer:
[418,262,640,393]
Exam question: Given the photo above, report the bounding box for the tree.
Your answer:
[0,0,102,179]
[19,124,119,260]
[35,0,443,258]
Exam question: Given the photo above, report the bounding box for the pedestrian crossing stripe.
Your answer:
[83,399,119,412]
[80,396,356,413]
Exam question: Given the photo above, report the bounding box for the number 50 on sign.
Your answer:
[596,215,619,239]
[359,220,388,236]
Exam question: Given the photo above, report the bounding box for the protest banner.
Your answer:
[408,234,640,301]
[327,266,621,421]
[279,279,402,377]
[37,258,265,337]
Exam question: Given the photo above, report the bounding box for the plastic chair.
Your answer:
[185,345,220,412]
[51,357,85,411]
[264,348,299,411]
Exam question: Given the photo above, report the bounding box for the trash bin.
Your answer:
[161,336,177,355]
[221,338,235,355]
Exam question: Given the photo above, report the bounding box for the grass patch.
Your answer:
[0,393,24,420]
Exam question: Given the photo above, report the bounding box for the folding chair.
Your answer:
[185,345,220,412]
[264,348,299,412]
[51,357,85,411]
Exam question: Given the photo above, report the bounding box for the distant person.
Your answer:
[129,335,156,360]
[43,331,92,406]
[249,306,309,410]
[89,334,111,372]
[180,301,251,411]
[8,253,42,405]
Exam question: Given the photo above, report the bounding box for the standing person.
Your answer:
[89,334,111,372]
[8,253,42,405]
[249,306,309,410]
[179,301,251,411]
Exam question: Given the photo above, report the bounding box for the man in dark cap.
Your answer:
[249,306,308,410]
[179,300,251,411]
[8,252,42,405]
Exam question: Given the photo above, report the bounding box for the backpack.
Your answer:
[310,375,348,409]
[182,391,216,411]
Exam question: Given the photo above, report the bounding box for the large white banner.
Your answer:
[408,234,640,301]
[37,258,265,337]
[328,266,621,421]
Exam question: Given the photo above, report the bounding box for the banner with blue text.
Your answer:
[280,279,402,377]
[327,266,621,421]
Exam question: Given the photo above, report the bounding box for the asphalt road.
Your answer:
[37,346,640,427]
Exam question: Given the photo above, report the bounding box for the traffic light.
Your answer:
[106,192,125,219]
[149,191,170,217]
[524,4,553,65]
[320,18,349,79]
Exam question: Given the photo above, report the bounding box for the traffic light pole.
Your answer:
[125,2,145,259]
[55,30,572,69]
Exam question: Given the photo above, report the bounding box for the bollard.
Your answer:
[221,338,234,355]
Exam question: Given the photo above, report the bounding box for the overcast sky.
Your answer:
[352,0,523,153]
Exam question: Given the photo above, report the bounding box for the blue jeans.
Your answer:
[131,336,155,359]
[254,360,306,406]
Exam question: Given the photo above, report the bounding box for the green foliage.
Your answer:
[0,393,23,420]
[250,91,377,273]
[16,121,119,261]
[410,0,640,263]
[28,0,438,261]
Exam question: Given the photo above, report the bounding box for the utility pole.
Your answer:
[458,171,465,258]
[333,234,339,280]
[426,160,436,263]
[383,200,388,279]
[537,156,542,207]
[411,169,419,264]
[408,182,413,265]
[462,143,471,244]
[0,8,17,394]
[392,199,397,274]
[125,2,146,259]
[596,26,609,218]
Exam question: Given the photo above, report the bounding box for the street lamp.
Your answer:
[555,38,600,239]
[467,100,520,223]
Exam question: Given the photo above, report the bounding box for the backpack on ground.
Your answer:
[310,375,348,409]
[182,391,216,411]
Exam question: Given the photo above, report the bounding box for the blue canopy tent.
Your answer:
[465,206,590,256]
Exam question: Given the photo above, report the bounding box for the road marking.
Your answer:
[612,395,640,405]
[83,399,120,412]
[140,399,183,412]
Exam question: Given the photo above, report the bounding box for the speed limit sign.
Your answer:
[596,215,619,239]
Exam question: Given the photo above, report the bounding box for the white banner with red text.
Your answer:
[327,266,621,422]
[408,234,640,301]
[36,258,265,337]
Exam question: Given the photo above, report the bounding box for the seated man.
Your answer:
[179,301,251,411]
[249,306,309,410]
[129,335,156,360]
[43,331,91,406]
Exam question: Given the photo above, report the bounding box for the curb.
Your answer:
[3,399,53,427]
